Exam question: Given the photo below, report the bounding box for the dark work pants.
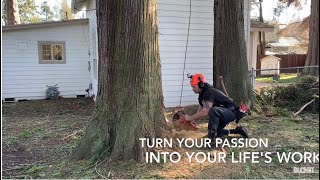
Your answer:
[208,106,237,137]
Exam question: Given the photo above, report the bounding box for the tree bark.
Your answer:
[5,0,20,25]
[213,0,252,104]
[304,0,319,76]
[71,0,165,162]
[259,0,265,55]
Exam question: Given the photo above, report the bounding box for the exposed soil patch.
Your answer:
[2,98,94,117]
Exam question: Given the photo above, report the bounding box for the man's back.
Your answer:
[198,84,236,108]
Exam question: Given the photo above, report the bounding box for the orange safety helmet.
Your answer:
[189,74,206,86]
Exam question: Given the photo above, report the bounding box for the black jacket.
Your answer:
[198,83,236,109]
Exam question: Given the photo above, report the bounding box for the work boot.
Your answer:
[231,126,249,138]
[207,130,226,157]
[207,130,218,150]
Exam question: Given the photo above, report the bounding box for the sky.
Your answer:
[251,0,311,24]
[32,0,311,24]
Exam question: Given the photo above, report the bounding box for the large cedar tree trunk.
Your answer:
[304,0,319,76]
[213,0,251,104]
[5,0,20,25]
[71,0,165,162]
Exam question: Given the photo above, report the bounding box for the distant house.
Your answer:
[249,20,274,71]
[267,37,307,54]
[2,19,91,102]
[268,17,309,54]
[278,17,309,43]
[72,0,252,107]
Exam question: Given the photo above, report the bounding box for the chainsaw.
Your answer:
[171,107,199,132]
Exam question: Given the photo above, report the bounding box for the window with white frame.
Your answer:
[38,41,66,64]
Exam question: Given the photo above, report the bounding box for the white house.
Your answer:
[249,19,274,72]
[2,19,91,101]
[72,0,252,107]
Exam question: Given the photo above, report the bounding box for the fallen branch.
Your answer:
[253,91,268,105]
[93,151,115,179]
[5,175,33,179]
[2,166,25,171]
[107,171,112,178]
[61,130,82,140]
[293,98,316,116]
[219,76,229,97]
[2,163,44,171]
[260,120,273,123]
[311,80,319,86]
[95,161,107,179]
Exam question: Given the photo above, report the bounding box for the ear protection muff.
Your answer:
[198,77,204,88]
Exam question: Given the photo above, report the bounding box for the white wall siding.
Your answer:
[2,22,91,101]
[159,0,250,107]
[158,0,214,107]
[86,0,99,99]
[244,0,251,63]
[83,0,251,108]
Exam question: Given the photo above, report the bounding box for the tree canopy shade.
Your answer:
[213,0,252,105]
[71,0,165,162]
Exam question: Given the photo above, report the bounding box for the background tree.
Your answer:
[40,1,54,21]
[251,0,266,55]
[2,0,6,25]
[2,0,41,25]
[5,0,20,25]
[18,0,41,23]
[71,0,165,162]
[55,0,74,20]
[258,0,266,55]
[273,0,302,21]
[304,0,319,75]
[213,0,252,104]
[274,0,318,75]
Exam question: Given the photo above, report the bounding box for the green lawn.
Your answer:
[256,74,299,83]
